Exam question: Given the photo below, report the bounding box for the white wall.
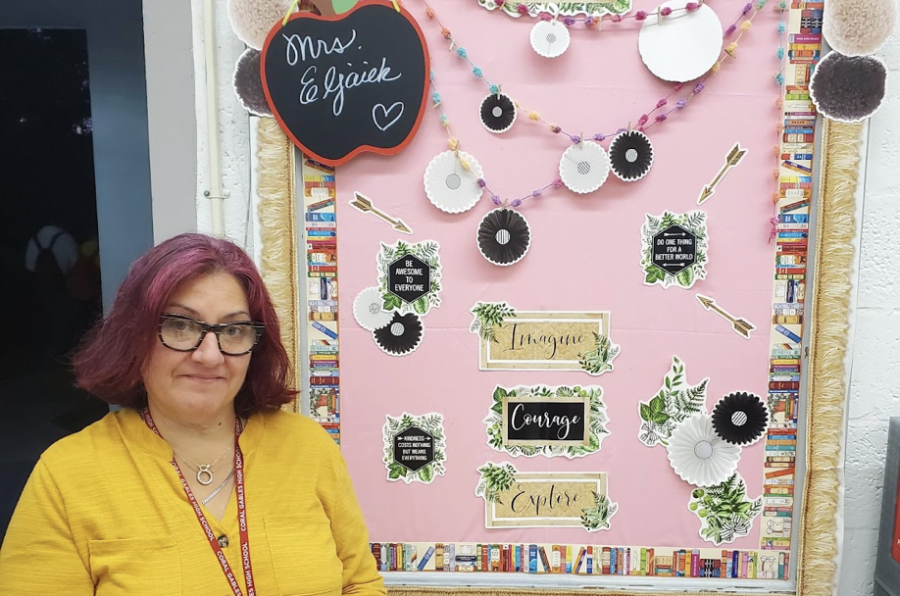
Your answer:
[162,3,899,594]
[838,32,900,596]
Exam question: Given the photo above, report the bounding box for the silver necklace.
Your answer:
[173,445,232,486]
[200,468,235,505]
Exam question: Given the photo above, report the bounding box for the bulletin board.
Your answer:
[241,0,871,592]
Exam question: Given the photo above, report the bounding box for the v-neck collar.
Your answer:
[116,406,266,462]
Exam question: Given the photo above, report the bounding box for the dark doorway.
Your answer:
[0,29,107,540]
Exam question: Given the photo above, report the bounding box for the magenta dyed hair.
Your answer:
[73,233,297,416]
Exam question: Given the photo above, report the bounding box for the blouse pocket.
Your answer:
[89,537,182,596]
[264,514,343,596]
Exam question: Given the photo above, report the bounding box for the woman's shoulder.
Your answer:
[256,409,339,454]
[38,411,125,476]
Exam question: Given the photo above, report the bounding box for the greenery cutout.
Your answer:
[469,301,517,343]
[640,210,709,289]
[581,491,619,532]
[477,0,632,18]
[578,331,621,375]
[484,385,609,458]
[475,462,619,532]
[382,412,446,484]
[377,240,442,316]
[637,356,709,447]
[689,473,763,545]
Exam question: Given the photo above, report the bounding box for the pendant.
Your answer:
[197,465,214,486]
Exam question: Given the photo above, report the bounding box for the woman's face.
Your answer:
[142,272,253,421]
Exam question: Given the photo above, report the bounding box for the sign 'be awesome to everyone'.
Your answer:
[261,1,430,166]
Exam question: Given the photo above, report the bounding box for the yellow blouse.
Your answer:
[0,407,385,596]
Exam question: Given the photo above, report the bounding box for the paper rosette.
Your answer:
[608,130,654,182]
[373,312,423,356]
[424,150,485,214]
[479,93,517,134]
[530,20,571,58]
[711,392,769,446]
[353,287,393,331]
[637,0,723,82]
[667,414,741,487]
[477,209,532,266]
[558,141,610,194]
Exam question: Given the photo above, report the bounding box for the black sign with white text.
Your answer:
[505,400,587,443]
[393,427,434,472]
[651,224,697,275]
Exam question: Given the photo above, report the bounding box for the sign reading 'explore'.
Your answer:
[261,1,429,166]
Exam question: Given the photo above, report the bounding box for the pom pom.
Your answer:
[528,111,541,121]
[776,123,784,133]
[441,27,451,39]
[477,178,487,188]
[563,16,576,25]
[778,0,786,8]
[489,84,500,95]
[655,114,667,122]
[773,145,780,157]
[693,82,705,94]
[456,47,467,58]
[725,42,738,56]
[637,114,649,126]
[432,92,441,104]
[741,20,752,31]
[532,189,543,197]
[570,135,582,143]
[593,133,607,141]
[584,16,595,26]
[227,0,296,51]
[775,72,784,85]
[772,192,780,203]
[743,2,753,14]
[772,168,779,180]
[426,7,435,17]
[511,199,523,207]
[656,99,668,108]
[778,22,786,34]
[496,0,505,5]
[686,2,699,10]
[711,61,721,73]
[552,179,564,188]
[440,115,449,127]
[775,97,783,108]
[538,11,552,20]
[777,47,784,59]
[726,24,736,36]
[660,6,673,15]
[460,158,471,171]
[491,195,502,206]
[611,14,623,22]
[677,99,688,109]
[473,66,484,78]
[448,137,459,151]
[635,10,648,20]
[233,48,272,117]
[516,3,529,14]
[550,124,562,133]
[756,0,766,8]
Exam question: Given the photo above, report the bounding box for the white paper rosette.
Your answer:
[530,20,571,58]
[424,150,485,214]
[353,287,393,331]
[638,0,724,83]
[667,414,741,487]
[558,141,610,194]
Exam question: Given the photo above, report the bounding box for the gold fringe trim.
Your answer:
[798,119,862,595]
[256,118,301,413]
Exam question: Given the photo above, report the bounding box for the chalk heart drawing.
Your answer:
[373,102,404,131]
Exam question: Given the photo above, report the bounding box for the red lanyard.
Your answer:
[141,408,256,596]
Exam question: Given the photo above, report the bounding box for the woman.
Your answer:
[0,233,385,596]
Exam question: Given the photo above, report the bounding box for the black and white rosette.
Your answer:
[353,287,393,331]
[373,312,424,356]
[711,392,769,446]
[608,130,654,182]
[480,93,518,134]
[477,209,532,266]
[558,141,611,194]
[530,19,571,58]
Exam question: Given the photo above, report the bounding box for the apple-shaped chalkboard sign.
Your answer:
[261,0,430,166]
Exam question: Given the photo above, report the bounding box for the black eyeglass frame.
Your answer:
[158,313,266,356]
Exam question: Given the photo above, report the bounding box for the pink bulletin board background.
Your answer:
[333,0,779,550]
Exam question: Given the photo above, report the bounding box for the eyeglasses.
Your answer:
[158,314,265,356]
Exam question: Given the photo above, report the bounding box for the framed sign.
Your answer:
[502,396,590,448]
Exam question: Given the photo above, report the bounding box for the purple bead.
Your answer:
[726,24,736,36]
[693,82,705,94]
[676,99,688,109]
[593,133,607,142]
[477,178,487,188]
[491,195,502,205]
[532,190,542,197]
[511,199,522,207]
[563,16,576,25]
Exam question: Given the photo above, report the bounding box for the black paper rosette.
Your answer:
[479,93,517,134]
[712,392,769,446]
[373,312,423,356]
[477,209,531,266]
[608,130,654,182]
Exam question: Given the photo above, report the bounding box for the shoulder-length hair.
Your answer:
[73,233,297,416]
